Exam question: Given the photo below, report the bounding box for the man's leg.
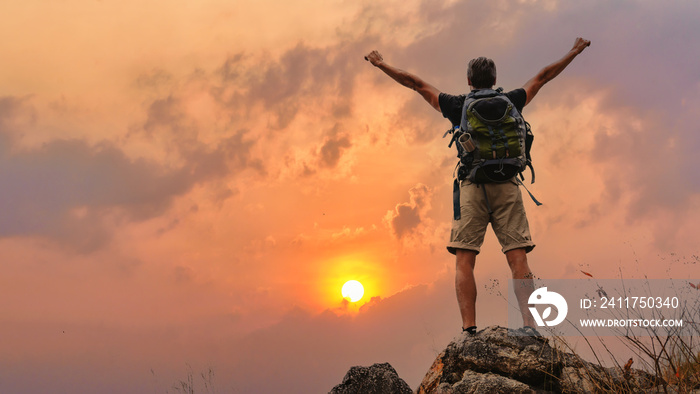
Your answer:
[505,247,536,327]
[455,249,478,330]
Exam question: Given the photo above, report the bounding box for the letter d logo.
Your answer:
[528,287,568,327]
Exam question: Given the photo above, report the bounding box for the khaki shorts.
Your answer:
[447,179,535,255]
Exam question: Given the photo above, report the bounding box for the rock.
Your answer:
[446,369,535,393]
[417,326,660,394]
[331,326,673,393]
[329,362,412,394]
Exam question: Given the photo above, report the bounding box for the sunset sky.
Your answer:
[2,0,700,392]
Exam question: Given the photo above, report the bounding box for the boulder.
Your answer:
[330,362,412,394]
[417,326,660,394]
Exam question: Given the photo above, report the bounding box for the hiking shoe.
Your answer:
[521,326,542,337]
[462,326,477,335]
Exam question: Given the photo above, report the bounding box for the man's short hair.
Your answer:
[467,57,497,89]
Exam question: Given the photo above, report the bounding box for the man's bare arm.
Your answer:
[522,37,591,106]
[365,50,441,112]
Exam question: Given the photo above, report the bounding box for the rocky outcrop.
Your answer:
[330,325,666,393]
[330,362,413,394]
[417,326,659,393]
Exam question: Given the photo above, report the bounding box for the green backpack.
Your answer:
[450,88,534,183]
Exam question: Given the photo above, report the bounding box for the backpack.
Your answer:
[446,88,535,184]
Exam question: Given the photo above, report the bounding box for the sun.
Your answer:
[341,280,364,302]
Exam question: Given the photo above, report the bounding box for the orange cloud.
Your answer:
[384,183,433,240]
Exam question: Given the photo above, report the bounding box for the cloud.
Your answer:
[384,184,432,239]
[128,33,378,184]
[216,39,370,129]
[0,137,191,249]
[587,95,700,246]
[143,95,184,133]
[315,123,353,170]
[319,132,352,169]
[0,95,264,250]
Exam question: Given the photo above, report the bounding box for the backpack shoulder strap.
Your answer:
[459,91,486,131]
[459,96,475,132]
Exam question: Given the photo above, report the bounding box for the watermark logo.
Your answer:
[510,279,695,336]
[528,287,568,326]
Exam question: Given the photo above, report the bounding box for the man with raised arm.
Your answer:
[365,37,591,334]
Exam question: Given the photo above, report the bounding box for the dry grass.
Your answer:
[550,273,700,393]
[163,364,216,394]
